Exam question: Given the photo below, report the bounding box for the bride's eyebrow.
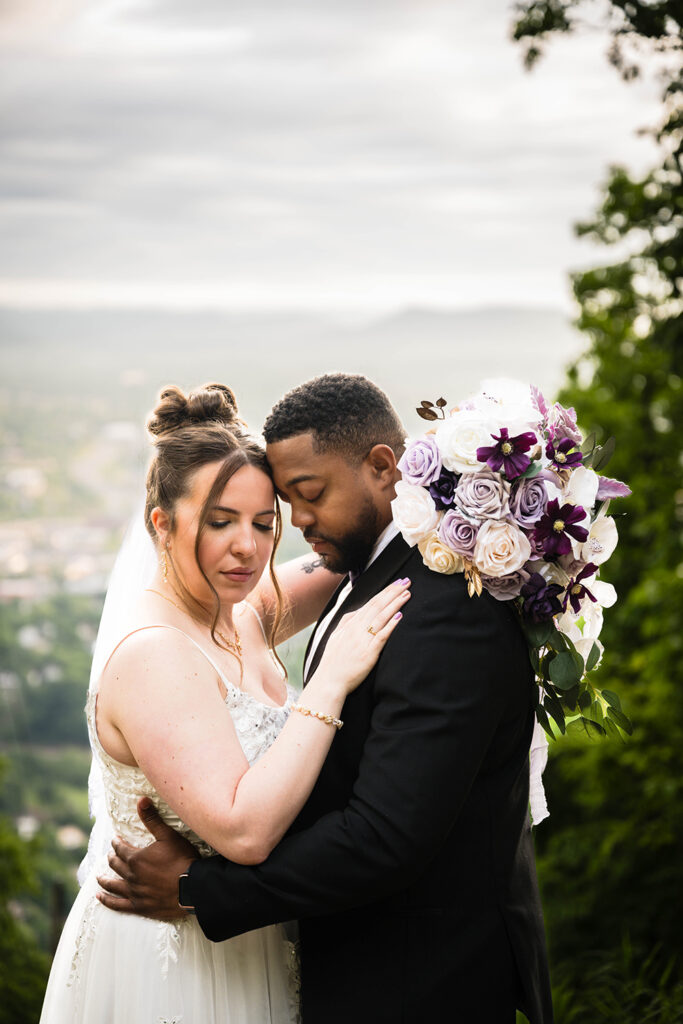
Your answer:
[211,505,275,516]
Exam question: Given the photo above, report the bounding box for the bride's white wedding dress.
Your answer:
[39,613,301,1024]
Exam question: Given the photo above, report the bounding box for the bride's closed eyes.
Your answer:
[208,519,274,532]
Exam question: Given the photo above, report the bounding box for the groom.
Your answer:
[100,373,553,1023]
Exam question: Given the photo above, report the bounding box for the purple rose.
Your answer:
[398,437,442,486]
[547,403,582,446]
[453,468,510,522]
[520,572,564,622]
[429,468,458,510]
[481,568,530,601]
[510,477,549,528]
[439,509,479,558]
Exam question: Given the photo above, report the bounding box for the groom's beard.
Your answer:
[304,496,382,576]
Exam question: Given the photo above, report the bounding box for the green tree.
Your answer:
[512,0,683,1012]
[0,759,50,1024]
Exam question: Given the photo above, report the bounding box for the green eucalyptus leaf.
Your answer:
[581,431,597,456]
[606,706,634,735]
[548,651,583,690]
[578,690,592,711]
[535,703,554,739]
[581,717,606,737]
[586,642,602,672]
[591,436,616,472]
[601,688,622,711]
[520,460,543,480]
[523,618,554,647]
[544,696,566,735]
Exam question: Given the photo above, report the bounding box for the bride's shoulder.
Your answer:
[99,623,210,692]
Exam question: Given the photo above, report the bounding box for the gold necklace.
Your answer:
[144,587,243,662]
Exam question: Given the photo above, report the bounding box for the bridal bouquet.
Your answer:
[391,380,632,739]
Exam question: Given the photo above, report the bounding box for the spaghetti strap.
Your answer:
[239,600,269,643]
[99,624,236,690]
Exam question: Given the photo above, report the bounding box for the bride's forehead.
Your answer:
[185,462,273,504]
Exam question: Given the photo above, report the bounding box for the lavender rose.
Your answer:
[398,436,442,486]
[439,509,479,558]
[510,477,549,528]
[453,468,511,522]
[481,568,530,601]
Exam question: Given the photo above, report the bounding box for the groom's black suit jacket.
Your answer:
[186,535,554,1024]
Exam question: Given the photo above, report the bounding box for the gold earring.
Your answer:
[161,550,168,583]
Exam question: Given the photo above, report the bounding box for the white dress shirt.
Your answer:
[303,520,401,681]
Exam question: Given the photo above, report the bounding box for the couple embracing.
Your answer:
[40,373,553,1024]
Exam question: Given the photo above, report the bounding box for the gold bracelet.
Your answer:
[292,703,343,731]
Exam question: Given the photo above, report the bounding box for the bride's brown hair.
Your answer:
[144,383,285,667]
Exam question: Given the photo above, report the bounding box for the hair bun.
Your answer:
[147,383,243,437]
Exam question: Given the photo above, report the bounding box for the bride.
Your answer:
[39,382,410,1024]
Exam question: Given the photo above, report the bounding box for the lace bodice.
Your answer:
[85,620,296,857]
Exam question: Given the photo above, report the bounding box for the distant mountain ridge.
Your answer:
[1,304,583,426]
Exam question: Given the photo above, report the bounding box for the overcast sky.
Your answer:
[0,0,662,314]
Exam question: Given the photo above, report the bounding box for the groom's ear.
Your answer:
[363,444,398,489]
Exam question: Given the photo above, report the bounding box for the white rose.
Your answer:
[580,513,618,566]
[418,531,464,575]
[435,410,496,474]
[473,519,532,578]
[391,480,441,546]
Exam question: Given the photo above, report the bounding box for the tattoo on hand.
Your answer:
[301,557,325,574]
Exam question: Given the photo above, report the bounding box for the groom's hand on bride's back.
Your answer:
[96,797,199,921]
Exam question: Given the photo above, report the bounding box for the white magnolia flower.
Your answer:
[435,410,496,474]
[580,513,618,566]
[592,579,617,608]
[564,466,599,511]
[391,480,441,546]
[418,531,464,575]
[473,519,532,578]
[580,601,604,641]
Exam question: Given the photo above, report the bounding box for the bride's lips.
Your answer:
[220,568,255,583]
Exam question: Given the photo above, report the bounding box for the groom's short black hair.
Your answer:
[263,373,405,462]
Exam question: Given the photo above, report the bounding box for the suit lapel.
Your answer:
[303,574,351,671]
[304,534,413,682]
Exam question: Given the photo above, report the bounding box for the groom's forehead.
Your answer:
[266,434,351,485]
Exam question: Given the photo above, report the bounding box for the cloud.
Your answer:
[0,0,662,309]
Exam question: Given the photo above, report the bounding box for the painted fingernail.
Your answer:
[394,611,402,620]
[401,577,411,585]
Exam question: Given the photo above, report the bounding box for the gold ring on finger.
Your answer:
[367,625,378,637]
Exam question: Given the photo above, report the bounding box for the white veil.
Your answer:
[77,504,158,885]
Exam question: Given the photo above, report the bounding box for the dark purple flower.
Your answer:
[428,468,458,510]
[596,475,632,501]
[520,572,564,622]
[533,498,589,558]
[477,427,537,480]
[563,562,599,615]
[545,438,583,471]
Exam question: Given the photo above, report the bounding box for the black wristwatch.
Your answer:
[178,872,196,915]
